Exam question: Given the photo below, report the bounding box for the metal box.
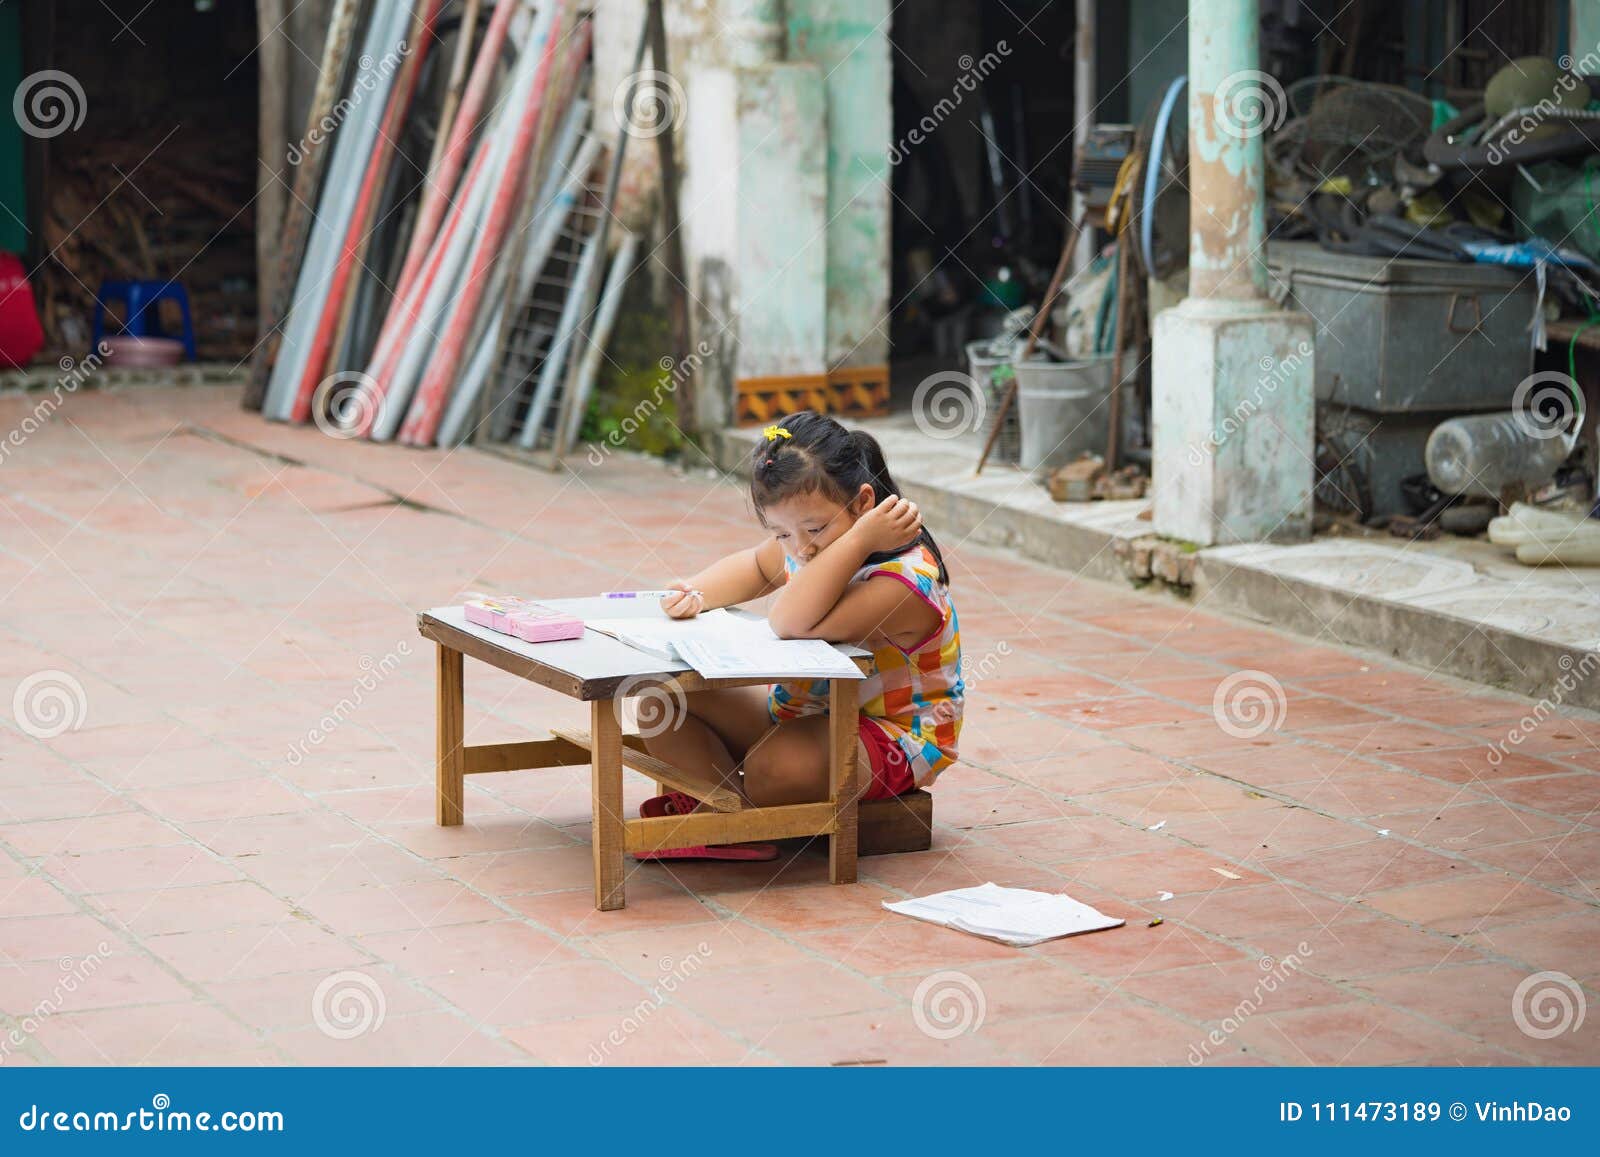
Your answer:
[1266,241,1536,414]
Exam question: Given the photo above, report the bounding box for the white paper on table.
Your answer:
[673,628,864,680]
[585,609,740,661]
[583,607,864,680]
[883,882,1125,947]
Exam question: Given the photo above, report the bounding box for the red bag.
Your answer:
[0,252,45,369]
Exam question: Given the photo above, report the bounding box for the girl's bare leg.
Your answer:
[641,685,771,802]
[740,716,873,808]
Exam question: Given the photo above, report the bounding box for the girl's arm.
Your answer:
[663,538,787,618]
[767,496,938,649]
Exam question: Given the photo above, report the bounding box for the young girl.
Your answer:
[636,410,963,861]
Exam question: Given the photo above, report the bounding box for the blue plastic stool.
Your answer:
[92,280,197,360]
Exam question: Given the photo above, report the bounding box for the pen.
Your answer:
[605,589,704,600]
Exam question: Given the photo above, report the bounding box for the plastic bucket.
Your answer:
[966,339,1050,465]
[1015,354,1115,473]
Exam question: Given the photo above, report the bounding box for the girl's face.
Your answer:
[763,484,873,564]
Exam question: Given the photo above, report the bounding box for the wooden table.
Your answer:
[417,606,871,910]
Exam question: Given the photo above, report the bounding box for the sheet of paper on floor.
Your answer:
[883,882,1125,947]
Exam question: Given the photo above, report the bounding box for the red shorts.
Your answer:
[858,717,917,801]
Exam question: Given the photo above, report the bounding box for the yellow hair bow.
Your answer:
[762,425,793,442]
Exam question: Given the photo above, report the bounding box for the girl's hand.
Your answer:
[850,494,921,554]
[661,581,704,620]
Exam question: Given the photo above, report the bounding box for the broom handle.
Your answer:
[975,215,1085,475]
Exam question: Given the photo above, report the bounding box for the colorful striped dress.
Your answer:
[767,542,963,786]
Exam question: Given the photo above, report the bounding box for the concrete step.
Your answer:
[708,417,1600,711]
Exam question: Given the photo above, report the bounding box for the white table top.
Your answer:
[420,604,869,699]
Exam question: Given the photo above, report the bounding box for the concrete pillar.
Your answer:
[1151,0,1314,545]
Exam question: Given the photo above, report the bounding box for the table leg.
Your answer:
[436,644,466,826]
[828,677,859,884]
[590,699,626,910]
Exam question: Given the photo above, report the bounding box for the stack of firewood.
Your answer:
[36,123,256,359]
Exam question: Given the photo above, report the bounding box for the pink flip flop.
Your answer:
[632,792,778,862]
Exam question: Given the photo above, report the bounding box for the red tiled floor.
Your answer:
[1,385,1596,1066]
[1259,839,1466,898]
[1033,919,1251,978]
[753,1007,1020,1065]
[1164,807,1368,863]
[981,814,1157,864]
[1361,872,1592,934]
[1013,745,1183,796]
[1365,799,1576,852]
[1272,915,1480,980]
[504,1005,752,1065]
[1230,1001,1477,1065]
[985,998,1212,1065]
[0,913,124,963]
[204,967,444,1031]
[1066,845,1267,899]
[1483,772,1600,821]
[799,918,1020,976]
[1383,746,1567,785]
[1468,833,1600,894]
[1461,912,1600,984]
[1163,882,1349,941]
[1276,769,1479,818]
[1350,962,1598,1066]
[276,1010,521,1065]
[29,1003,270,1065]
[1118,957,1351,1023]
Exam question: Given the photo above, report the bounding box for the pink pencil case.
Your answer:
[464,595,530,633]
[506,605,584,643]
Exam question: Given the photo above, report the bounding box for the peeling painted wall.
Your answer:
[786,0,891,369]
[593,0,891,418]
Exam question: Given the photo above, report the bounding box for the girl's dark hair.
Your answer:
[750,411,949,584]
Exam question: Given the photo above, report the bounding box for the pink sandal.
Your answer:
[631,792,778,862]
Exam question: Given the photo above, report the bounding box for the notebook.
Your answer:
[549,594,865,680]
[584,609,740,662]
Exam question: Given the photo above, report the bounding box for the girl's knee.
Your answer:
[742,727,869,807]
[742,730,821,806]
